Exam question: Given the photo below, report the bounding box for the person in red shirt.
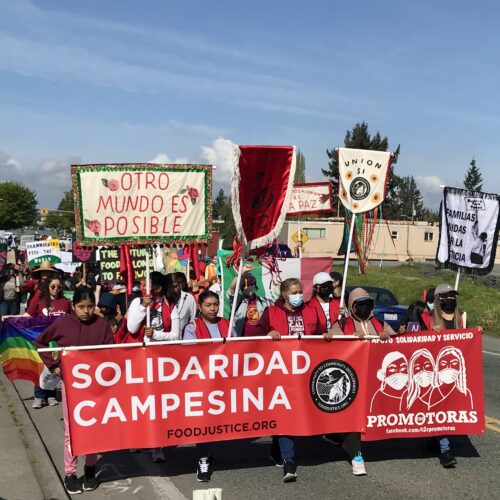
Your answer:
[306,272,342,333]
[26,277,72,318]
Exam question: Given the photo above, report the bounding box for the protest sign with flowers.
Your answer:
[72,164,212,245]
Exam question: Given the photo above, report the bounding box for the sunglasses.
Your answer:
[50,285,62,290]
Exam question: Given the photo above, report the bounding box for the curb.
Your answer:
[0,376,68,500]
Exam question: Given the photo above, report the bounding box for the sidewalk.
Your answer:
[0,374,68,500]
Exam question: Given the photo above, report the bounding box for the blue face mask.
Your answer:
[427,302,434,311]
[288,294,304,308]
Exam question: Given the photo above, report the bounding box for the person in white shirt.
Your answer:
[167,272,197,333]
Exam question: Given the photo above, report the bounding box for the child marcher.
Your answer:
[35,287,114,494]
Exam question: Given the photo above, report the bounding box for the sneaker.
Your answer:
[32,398,45,409]
[197,457,213,482]
[64,474,83,495]
[283,460,297,483]
[352,453,367,476]
[47,397,59,406]
[439,451,457,468]
[322,433,342,446]
[152,448,166,463]
[83,465,99,491]
[269,443,284,467]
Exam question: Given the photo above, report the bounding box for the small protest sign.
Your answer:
[98,247,150,283]
[26,240,61,267]
[287,182,333,216]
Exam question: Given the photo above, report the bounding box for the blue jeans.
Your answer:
[34,386,56,401]
[273,436,295,461]
[439,437,450,453]
[0,300,20,317]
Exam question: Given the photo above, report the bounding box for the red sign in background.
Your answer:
[61,330,484,456]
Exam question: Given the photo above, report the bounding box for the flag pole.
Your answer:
[454,268,461,291]
[145,246,151,328]
[227,243,246,337]
[297,218,302,258]
[339,212,356,315]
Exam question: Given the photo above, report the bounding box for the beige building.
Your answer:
[280,218,500,264]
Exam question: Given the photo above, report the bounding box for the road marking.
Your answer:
[486,416,500,434]
[482,350,500,357]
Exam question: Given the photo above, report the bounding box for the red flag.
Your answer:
[188,244,201,280]
[231,145,296,249]
[119,245,135,295]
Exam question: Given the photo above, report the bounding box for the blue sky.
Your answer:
[0,0,499,209]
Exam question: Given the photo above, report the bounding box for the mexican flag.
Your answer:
[217,250,332,318]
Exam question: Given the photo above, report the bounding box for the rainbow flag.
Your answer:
[0,316,57,384]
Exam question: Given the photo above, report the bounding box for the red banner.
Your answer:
[61,330,485,456]
[364,329,484,440]
[62,339,368,455]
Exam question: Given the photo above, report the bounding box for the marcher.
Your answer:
[306,272,342,332]
[26,277,72,318]
[0,266,22,317]
[330,287,393,339]
[127,271,180,463]
[400,300,428,333]
[256,278,322,483]
[227,264,272,337]
[35,287,114,494]
[166,272,196,333]
[183,290,234,482]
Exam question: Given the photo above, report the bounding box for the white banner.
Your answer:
[338,148,392,214]
[72,164,212,245]
[26,240,61,267]
[287,182,333,216]
[437,186,500,274]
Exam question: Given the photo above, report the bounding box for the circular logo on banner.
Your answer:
[310,359,358,413]
[350,177,370,201]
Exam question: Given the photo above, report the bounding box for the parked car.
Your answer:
[346,286,408,330]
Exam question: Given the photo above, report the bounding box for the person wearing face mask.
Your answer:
[227,264,272,337]
[306,272,342,333]
[255,278,322,483]
[331,288,393,339]
[400,300,428,333]
[428,284,463,332]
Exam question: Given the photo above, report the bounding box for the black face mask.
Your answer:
[242,285,257,300]
[440,298,457,314]
[354,302,373,321]
[318,286,334,300]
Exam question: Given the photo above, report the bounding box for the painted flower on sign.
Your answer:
[102,178,120,191]
[84,219,101,237]
[179,185,200,205]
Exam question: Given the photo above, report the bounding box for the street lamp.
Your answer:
[400,215,413,263]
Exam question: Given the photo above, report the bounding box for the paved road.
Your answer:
[2,335,499,500]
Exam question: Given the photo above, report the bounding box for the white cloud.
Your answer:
[0,150,22,173]
[150,154,189,164]
[200,137,237,184]
[415,175,444,210]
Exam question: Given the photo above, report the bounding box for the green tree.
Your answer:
[323,121,401,217]
[212,188,227,220]
[463,157,483,191]
[0,181,38,229]
[294,149,306,183]
[221,196,236,249]
[396,176,425,220]
[44,190,75,231]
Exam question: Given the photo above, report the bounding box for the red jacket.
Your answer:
[342,316,384,335]
[257,300,321,336]
[193,317,230,339]
[306,296,340,332]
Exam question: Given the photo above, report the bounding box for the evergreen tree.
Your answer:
[212,188,227,220]
[323,122,400,217]
[396,176,425,220]
[294,149,306,183]
[463,157,483,191]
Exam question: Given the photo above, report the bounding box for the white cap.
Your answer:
[313,272,333,286]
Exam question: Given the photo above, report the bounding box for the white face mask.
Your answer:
[385,373,408,391]
[414,370,433,388]
[438,368,459,385]
[427,302,434,311]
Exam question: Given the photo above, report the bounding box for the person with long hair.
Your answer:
[405,348,435,410]
[400,300,428,333]
[167,272,196,333]
[26,277,72,318]
[0,265,22,317]
[35,287,114,495]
